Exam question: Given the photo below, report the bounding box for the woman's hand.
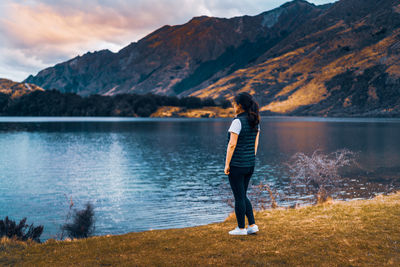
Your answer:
[224,165,230,175]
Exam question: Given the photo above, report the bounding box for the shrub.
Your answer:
[61,202,95,239]
[0,216,44,243]
[218,179,279,211]
[248,181,279,210]
[218,181,235,209]
[285,149,358,203]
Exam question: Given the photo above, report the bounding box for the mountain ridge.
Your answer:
[190,0,400,116]
[24,0,326,95]
[22,0,400,117]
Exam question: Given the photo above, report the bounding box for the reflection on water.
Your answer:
[0,116,399,240]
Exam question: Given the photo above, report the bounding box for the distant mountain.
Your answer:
[24,0,327,96]
[0,78,44,98]
[191,0,400,116]
[24,0,400,117]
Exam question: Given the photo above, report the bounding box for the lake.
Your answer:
[0,116,399,241]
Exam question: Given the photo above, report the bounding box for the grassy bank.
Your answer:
[150,106,235,118]
[1,192,400,266]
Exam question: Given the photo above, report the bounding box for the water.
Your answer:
[0,116,399,241]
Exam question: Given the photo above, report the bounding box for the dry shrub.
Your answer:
[61,201,95,240]
[286,149,358,204]
[248,181,279,210]
[219,179,279,211]
[217,183,235,209]
[0,216,43,243]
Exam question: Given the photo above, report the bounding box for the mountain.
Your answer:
[191,0,400,116]
[0,78,44,98]
[24,0,400,117]
[24,0,327,96]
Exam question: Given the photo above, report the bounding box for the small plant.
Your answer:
[218,182,235,209]
[286,149,358,204]
[218,179,279,211]
[61,201,95,239]
[58,194,74,240]
[0,216,44,243]
[248,181,279,210]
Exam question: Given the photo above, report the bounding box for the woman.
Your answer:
[225,92,260,235]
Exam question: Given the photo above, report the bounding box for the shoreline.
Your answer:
[1,105,400,119]
[2,191,399,266]
[1,115,400,122]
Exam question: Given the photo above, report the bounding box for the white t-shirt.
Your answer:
[228,118,260,135]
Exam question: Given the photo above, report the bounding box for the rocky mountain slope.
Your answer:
[24,0,328,96]
[191,0,400,116]
[24,0,400,116]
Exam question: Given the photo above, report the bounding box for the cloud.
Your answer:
[0,47,48,82]
[1,2,156,62]
[0,0,335,82]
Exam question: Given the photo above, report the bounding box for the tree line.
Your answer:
[0,90,232,117]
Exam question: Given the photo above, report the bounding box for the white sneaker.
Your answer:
[229,226,247,235]
[246,224,259,234]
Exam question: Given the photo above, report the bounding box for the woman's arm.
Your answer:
[224,132,238,174]
[255,130,259,155]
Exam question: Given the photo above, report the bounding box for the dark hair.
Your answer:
[234,92,260,131]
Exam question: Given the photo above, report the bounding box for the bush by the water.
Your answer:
[0,90,225,117]
[219,178,278,211]
[0,216,44,243]
[61,202,95,239]
[286,149,358,203]
[248,181,279,210]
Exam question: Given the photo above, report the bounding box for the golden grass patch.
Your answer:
[1,192,399,266]
[150,106,235,118]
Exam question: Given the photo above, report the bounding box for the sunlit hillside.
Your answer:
[190,0,400,116]
[0,78,44,99]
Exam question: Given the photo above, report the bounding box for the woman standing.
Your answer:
[225,92,260,235]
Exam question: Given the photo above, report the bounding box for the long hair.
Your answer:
[234,92,260,131]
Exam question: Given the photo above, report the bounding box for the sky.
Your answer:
[0,0,335,82]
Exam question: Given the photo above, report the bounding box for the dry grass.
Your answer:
[150,106,235,118]
[1,192,399,266]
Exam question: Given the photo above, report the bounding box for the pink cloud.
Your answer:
[1,2,148,49]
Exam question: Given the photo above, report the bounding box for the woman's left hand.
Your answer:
[224,165,230,175]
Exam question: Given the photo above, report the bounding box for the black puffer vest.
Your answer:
[226,112,259,167]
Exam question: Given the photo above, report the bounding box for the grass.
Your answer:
[1,192,400,266]
[150,106,235,118]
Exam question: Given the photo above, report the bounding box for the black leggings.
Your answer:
[228,165,256,228]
